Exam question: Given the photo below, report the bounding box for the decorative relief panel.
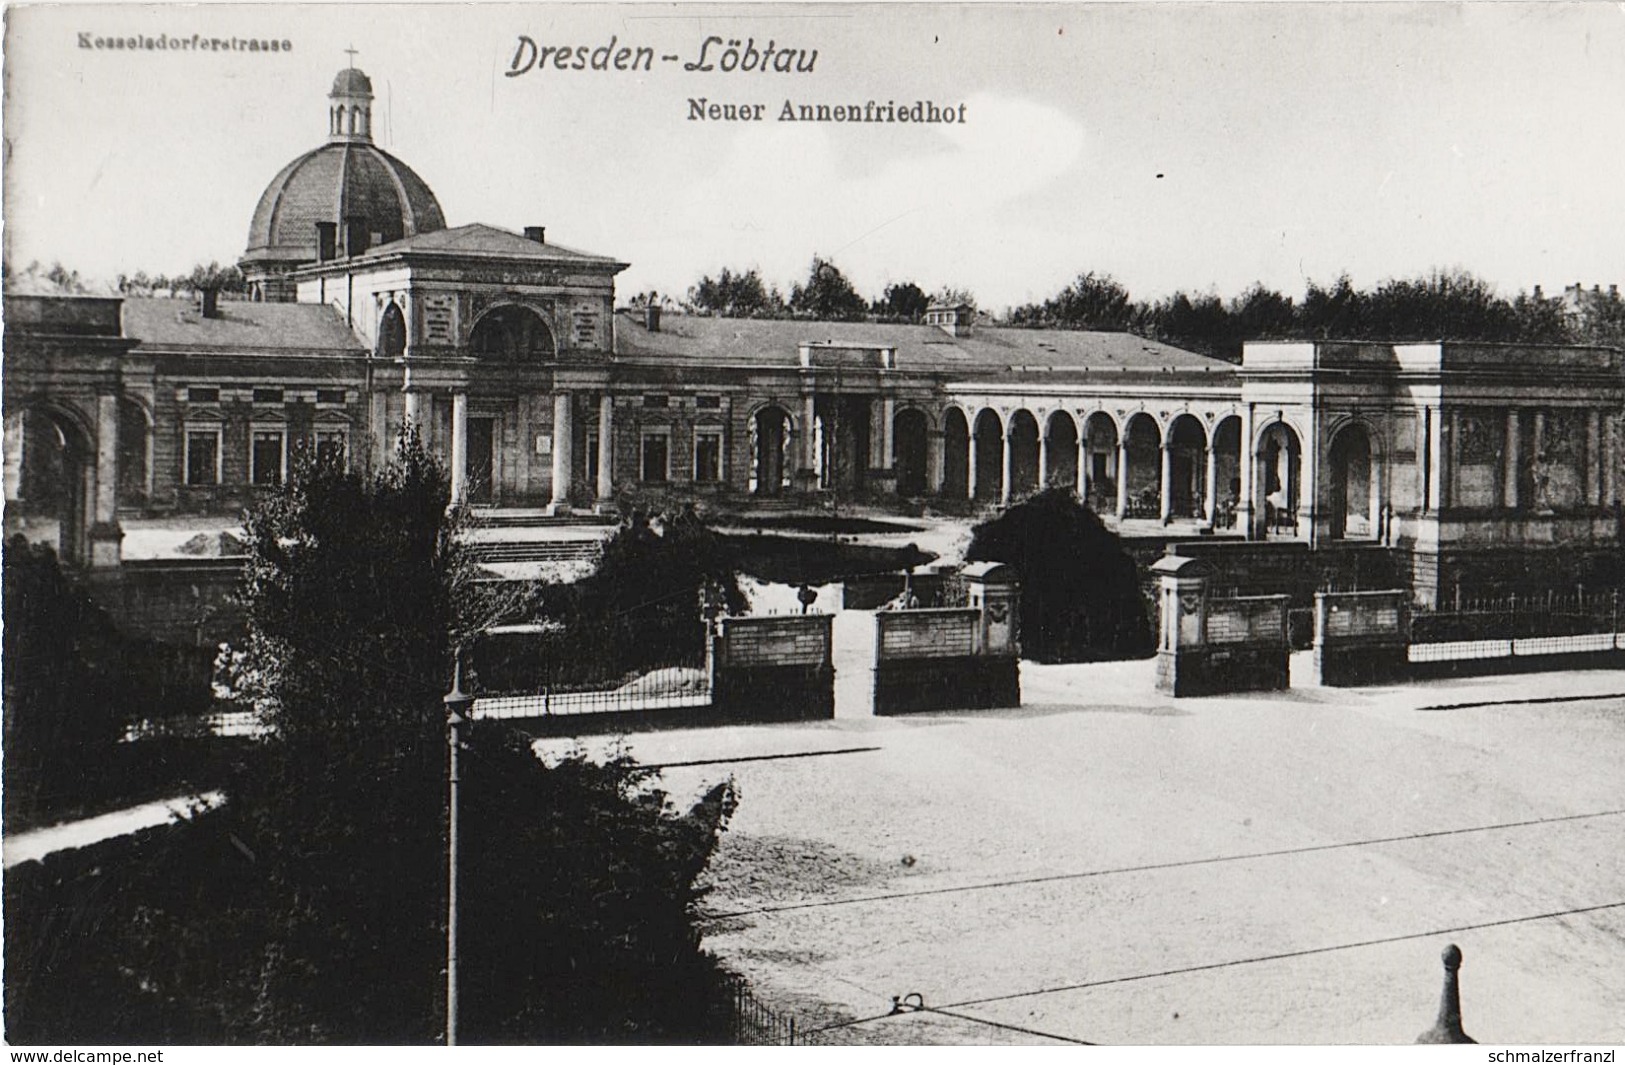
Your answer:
[1456,412,1500,465]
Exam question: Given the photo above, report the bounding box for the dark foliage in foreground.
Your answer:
[514,506,748,685]
[2,537,216,831]
[4,437,740,1044]
[966,489,1152,661]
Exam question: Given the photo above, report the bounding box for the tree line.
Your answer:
[1008,269,1625,361]
[677,259,1623,360]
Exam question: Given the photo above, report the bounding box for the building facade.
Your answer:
[5,66,1622,605]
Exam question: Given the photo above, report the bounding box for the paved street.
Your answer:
[556,659,1625,1044]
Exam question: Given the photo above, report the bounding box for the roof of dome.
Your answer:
[332,67,372,95]
[242,142,446,265]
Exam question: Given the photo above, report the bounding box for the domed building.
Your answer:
[240,66,447,301]
[4,62,1620,632]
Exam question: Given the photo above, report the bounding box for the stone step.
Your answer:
[464,507,617,529]
[468,540,604,563]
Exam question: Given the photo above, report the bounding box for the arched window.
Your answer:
[470,305,556,361]
[376,302,406,359]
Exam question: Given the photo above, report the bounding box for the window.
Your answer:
[251,429,285,486]
[314,429,346,469]
[643,394,668,409]
[585,430,600,486]
[696,395,722,410]
[316,388,347,406]
[187,387,219,404]
[185,427,221,486]
[641,431,669,483]
[694,429,723,483]
[253,388,284,405]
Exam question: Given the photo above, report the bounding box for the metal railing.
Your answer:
[473,668,712,721]
[1411,590,1621,643]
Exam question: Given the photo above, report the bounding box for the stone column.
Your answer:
[882,397,895,467]
[1037,422,1050,489]
[1115,438,1130,519]
[1606,414,1620,509]
[1159,442,1174,522]
[1204,444,1219,523]
[999,425,1013,506]
[89,389,123,568]
[1238,406,1256,538]
[926,428,945,494]
[1503,409,1521,509]
[1425,407,1444,513]
[404,391,424,433]
[370,391,389,471]
[1586,409,1602,505]
[1077,431,1089,501]
[1444,408,1460,511]
[449,392,468,505]
[4,410,23,503]
[967,424,979,500]
[1531,409,1548,510]
[550,391,573,512]
[596,394,614,504]
[802,392,818,472]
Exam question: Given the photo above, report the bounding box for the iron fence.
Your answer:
[718,973,807,1045]
[472,665,712,722]
[1411,590,1621,644]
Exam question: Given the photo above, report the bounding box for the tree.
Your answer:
[688,266,778,317]
[2,538,128,826]
[965,489,1151,661]
[220,437,740,1042]
[788,256,867,321]
[1008,271,1134,331]
[873,280,930,321]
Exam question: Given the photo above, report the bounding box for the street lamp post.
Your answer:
[442,647,474,1047]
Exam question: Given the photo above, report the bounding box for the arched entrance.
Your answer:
[893,408,929,497]
[1257,421,1303,536]
[1166,414,1207,520]
[1082,412,1120,513]
[942,407,970,498]
[1007,409,1040,500]
[750,405,792,496]
[11,405,94,565]
[1043,412,1079,491]
[1122,413,1162,518]
[1211,416,1243,529]
[1329,423,1374,540]
[470,305,556,360]
[118,397,151,509]
[972,409,1004,502]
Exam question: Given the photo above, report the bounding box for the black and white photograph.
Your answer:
[2,0,1622,1051]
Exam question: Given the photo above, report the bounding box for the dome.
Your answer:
[332,67,373,95]
[242,141,447,265]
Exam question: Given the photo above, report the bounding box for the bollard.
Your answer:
[1415,943,1475,1044]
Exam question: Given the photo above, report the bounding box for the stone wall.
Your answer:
[872,607,1019,714]
[711,614,835,721]
[1313,590,1410,686]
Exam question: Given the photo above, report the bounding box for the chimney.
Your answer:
[316,222,338,262]
[1533,284,1543,300]
[524,226,546,244]
[1611,285,1619,299]
[645,304,661,332]
[200,288,221,319]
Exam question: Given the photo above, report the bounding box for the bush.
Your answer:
[966,489,1153,661]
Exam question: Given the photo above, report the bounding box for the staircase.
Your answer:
[461,508,616,566]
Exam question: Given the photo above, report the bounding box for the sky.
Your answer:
[4,2,1622,313]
